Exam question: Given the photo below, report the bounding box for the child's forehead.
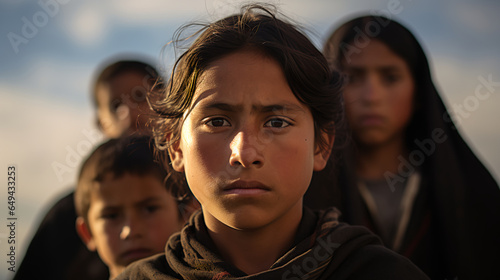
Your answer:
[90,172,165,196]
[189,50,307,113]
[95,71,145,102]
[202,49,277,77]
[88,173,174,210]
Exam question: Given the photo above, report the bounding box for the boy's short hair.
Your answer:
[92,59,161,107]
[75,136,179,221]
[150,4,346,196]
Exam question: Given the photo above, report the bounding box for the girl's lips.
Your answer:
[222,180,270,195]
[223,188,269,195]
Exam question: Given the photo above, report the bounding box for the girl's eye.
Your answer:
[206,118,230,127]
[264,118,290,128]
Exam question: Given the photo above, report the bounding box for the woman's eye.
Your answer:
[347,73,363,84]
[264,118,290,128]
[383,73,401,84]
[206,118,230,127]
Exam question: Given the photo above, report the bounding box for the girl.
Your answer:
[116,5,428,280]
[308,15,500,279]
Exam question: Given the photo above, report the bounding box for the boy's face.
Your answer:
[169,50,330,232]
[83,173,183,278]
[95,71,151,138]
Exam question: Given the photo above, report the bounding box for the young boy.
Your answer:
[14,58,164,280]
[74,136,193,279]
[93,59,161,138]
[117,5,429,279]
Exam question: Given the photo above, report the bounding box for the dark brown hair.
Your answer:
[150,4,345,196]
[92,59,160,106]
[74,136,184,221]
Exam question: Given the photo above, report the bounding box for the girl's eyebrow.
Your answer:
[199,102,307,114]
[347,65,401,73]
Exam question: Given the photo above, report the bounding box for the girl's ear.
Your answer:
[75,217,96,251]
[313,130,335,171]
[168,140,185,172]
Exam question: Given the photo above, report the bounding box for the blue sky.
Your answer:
[0,0,499,277]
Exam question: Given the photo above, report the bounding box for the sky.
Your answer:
[0,0,499,278]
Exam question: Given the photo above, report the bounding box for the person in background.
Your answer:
[93,59,161,138]
[305,15,500,279]
[14,58,167,280]
[75,136,193,279]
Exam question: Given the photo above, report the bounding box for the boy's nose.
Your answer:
[120,216,143,240]
[120,226,132,240]
[229,129,264,168]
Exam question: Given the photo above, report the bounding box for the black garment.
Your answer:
[14,191,109,280]
[306,16,500,279]
[306,91,500,279]
[116,208,429,280]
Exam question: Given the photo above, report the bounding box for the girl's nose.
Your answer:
[229,129,264,168]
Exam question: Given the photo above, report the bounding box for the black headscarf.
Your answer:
[305,15,500,279]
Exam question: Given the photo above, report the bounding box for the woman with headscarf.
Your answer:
[306,15,500,279]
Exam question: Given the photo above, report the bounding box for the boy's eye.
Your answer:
[144,205,160,213]
[264,118,290,128]
[132,88,146,101]
[205,118,230,127]
[101,213,119,220]
[110,99,122,112]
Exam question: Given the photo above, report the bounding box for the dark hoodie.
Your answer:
[116,208,428,279]
[306,15,500,279]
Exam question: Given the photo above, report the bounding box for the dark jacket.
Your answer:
[14,191,109,280]
[116,207,429,279]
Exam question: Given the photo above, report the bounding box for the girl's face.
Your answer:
[169,50,330,232]
[342,39,415,148]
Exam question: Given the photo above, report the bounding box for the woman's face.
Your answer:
[342,39,415,148]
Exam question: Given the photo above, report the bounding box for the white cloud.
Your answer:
[447,1,500,35]
[61,2,109,47]
[0,85,101,261]
[92,0,352,26]
[108,0,203,22]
